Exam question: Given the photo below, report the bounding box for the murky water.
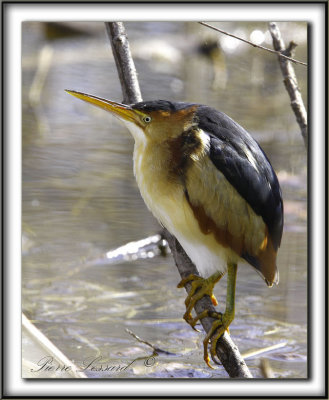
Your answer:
[22,21,307,378]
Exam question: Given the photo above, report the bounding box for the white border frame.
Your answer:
[4,2,326,398]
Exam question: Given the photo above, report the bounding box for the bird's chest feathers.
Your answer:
[133,143,186,231]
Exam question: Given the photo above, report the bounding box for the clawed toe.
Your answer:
[178,271,224,331]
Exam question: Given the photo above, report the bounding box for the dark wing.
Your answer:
[196,105,284,251]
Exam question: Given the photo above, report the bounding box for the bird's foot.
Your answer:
[177,271,224,331]
[182,308,231,368]
[202,310,234,368]
[178,264,237,368]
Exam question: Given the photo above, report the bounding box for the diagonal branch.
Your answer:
[105,21,252,378]
[199,21,307,67]
[268,22,308,148]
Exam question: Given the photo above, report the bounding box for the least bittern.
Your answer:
[66,90,283,367]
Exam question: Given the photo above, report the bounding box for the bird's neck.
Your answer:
[133,141,181,191]
[133,140,185,228]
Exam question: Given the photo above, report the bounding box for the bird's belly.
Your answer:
[134,154,238,277]
[143,187,235,277]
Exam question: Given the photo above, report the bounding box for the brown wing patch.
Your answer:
[185,191,278,286]
[185,192,245,255]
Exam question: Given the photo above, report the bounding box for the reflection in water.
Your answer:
[22,21,307,378]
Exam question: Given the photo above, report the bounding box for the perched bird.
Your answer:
[66,90,284,367]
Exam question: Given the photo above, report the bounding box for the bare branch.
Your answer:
[105,22,142,104]
[106,21,252,378]
[268,22,308,148]
[199,22,307,67]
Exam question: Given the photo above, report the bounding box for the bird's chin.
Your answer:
[123,120,147,145]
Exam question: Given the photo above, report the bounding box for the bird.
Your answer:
[66,89,284,368]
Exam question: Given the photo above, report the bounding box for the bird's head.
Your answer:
[65,90,198,145]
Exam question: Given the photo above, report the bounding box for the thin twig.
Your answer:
[125,328,159,354]
[105,21,252,378]
[125,328,176,356]
[268,22,308,148]
[199,22,307,67]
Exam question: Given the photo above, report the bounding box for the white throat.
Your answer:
[123,120,146,146]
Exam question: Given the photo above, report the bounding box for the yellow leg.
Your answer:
[203,262,238,367]
[177,271,225,331]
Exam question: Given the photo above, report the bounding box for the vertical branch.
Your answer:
[105,22,142,104]
[268,22,308,148]
[105,21,252,378]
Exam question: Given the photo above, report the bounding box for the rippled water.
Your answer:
[22,21,307,378]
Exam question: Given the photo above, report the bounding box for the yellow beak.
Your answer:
[65,89,141,124]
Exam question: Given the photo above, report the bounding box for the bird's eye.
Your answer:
[143,116,152,123]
